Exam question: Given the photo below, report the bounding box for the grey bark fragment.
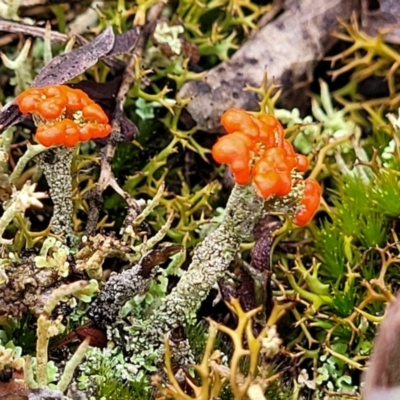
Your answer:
[28,387,63,399]
[361,0,400,44]
[88,263,158,330]
[36,147,74,236]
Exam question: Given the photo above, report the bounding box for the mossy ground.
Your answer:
[0,1,399,399]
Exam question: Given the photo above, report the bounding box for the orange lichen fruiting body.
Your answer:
[63,86,93,110]
[212,132,254,185]
[212,108,322,226]
[79,123,112,141]
[295,154,309,172]
[15,84,112,147]
[63,119,80,147]
[82,103,109,124]
[259,114,284,147]
[212,132,253,165]
[36,122,64,147]
[252,169,282,198]
[95,124,112,138]
[262,147,293,173]
[293,178,322,226]
[230,167,252,185]
[36,97,66,120]
[221,108,260,139]
[16,88,42,114]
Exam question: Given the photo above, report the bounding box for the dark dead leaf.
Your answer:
[51,321,107,349]
[32,26,115,87]
[0,102,24,131]
[70,79,139,142]
[74,322,107,348]
[251,215,282,272]
[140,243,183,276]
[69,79,122,108]
[237,268,257,312]
[108,27,141,56]
[234,216,282,326]
[218,278,238,301]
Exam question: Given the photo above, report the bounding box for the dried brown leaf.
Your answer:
[32,26,115,87]
[363,291,400,399]
[179,0,359,132]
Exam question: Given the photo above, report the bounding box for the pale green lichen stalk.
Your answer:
[9,143,47,185]
[36,147,74,237]
[122,183,265,371]
[34,281,96,390]
[149,184,264,326]
[78,184,265,381]
[0,38,32,93]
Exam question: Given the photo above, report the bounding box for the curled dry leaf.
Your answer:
[50,321,107,349]
[140,243,183,274]
[32,26,116,87]
[363,290,400,399]
[32,27,141,85]
[69,79,139,142]
[237,216,282,323]
[0,103,23,132]
[108,27,142,57]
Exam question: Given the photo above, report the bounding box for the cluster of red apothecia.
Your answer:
[16,85,112,147]
[211,108,321,226]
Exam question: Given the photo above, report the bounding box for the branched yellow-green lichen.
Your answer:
[76,234,131,280]
[35,237,70,277]
[0,345,24,371]
[76,210,174,280]
[0,38,33,93]
[157,299,282,400]
[36,147,74,237]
